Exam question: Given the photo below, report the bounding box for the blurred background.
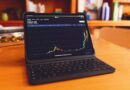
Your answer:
[0,0,130,49]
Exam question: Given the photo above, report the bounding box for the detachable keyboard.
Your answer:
[27,57,115,84]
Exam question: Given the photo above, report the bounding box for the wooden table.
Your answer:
[0,36,130,90]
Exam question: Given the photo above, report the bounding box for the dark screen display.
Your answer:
[25,14,94,60]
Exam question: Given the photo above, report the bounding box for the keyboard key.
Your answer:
[28,58,114,81]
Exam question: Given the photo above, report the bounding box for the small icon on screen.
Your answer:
[79,20,85,23]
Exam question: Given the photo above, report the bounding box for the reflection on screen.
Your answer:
[26,15,90,60]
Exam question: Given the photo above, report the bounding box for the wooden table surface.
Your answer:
[0,36,130,90]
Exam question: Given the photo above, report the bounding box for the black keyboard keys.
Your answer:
[28,58,114,82]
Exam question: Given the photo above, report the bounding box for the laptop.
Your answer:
[24,13,115,84]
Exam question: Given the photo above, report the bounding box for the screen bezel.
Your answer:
[24,13,95,63]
